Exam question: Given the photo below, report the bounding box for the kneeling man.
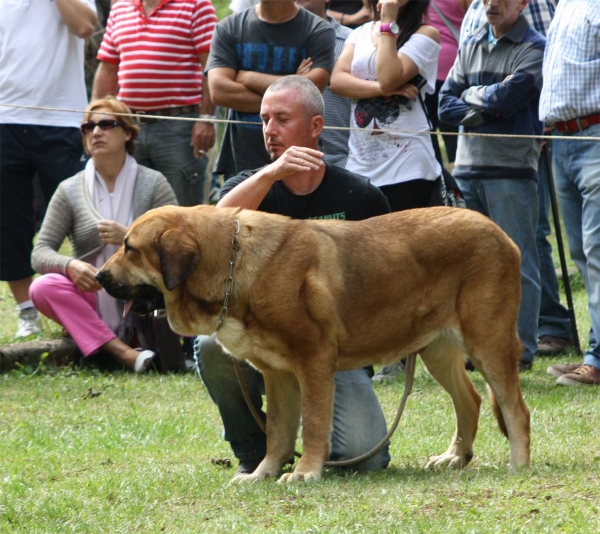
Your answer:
[195,75,392,478]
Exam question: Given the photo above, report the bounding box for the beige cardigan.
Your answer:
[32,165,178,274]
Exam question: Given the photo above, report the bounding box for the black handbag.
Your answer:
[134,311,187,373]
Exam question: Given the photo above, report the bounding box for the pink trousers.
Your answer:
[30,273,117,357]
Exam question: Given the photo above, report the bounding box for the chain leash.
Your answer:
[192,218,240,377]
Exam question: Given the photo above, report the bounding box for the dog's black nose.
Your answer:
[95,270,108,285]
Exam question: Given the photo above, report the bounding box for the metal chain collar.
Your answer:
[216,218,241,332]
[192,219,240,376]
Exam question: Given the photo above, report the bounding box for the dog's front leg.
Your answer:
[278,362,335,484]
[231,369,300,484]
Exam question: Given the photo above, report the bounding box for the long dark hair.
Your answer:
[368,0,431,49]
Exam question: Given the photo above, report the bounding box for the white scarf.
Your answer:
[85,154,138,335]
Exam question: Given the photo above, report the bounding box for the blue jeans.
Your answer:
[551,123,600,369]
[196,334,390,473]
[537,150,573,340]
[455,177,541,363]
[134,112,208,206]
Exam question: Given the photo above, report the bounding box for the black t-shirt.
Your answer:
[205,8,335,177]
[220,164,391,221]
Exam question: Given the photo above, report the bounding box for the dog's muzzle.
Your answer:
[96,270,166,315]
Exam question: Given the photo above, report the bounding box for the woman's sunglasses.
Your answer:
[80,119,123,134]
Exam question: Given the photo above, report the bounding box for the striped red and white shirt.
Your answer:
[97,0,217,111]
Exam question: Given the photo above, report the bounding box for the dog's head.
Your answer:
[96,205,203,315]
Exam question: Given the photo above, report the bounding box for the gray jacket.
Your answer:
[32,165,177,275]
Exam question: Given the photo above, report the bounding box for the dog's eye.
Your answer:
[124,242,135,253]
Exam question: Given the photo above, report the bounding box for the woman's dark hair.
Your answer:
[368,0,431,49]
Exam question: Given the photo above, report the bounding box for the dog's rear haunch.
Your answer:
[97,205,530,483]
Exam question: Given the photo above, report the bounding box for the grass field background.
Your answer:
[2,1,600,531]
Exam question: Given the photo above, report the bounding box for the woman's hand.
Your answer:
[66,259,102,292]
[97,219,128,246]
[386,82,420,101]
[377,0,402,22]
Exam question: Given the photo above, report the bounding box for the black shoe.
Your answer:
[236,457,264,475]
[537,336,574,356]
[518,360,533,372]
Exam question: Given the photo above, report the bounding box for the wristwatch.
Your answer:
[380,21,400,36]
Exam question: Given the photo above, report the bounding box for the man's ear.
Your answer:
[311,115,324,139]
[156,229,200,291]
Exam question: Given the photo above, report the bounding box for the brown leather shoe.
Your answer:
[556,364,600,386]
[547,362,583,378]
[537,336,574,356]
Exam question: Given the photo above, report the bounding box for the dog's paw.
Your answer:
[229,472,262,484]
[277,470,321,484]
[427,450,472,470]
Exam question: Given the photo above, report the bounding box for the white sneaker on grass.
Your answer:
[16,307,41,338]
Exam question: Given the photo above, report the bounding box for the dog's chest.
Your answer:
[216,319,293,372]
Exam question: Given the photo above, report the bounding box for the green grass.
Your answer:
[3,1,600,530]
[2,357,600,533]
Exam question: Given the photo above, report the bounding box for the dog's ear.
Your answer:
[156,229,200,291]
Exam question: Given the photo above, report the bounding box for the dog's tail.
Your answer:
[487,385,509,438]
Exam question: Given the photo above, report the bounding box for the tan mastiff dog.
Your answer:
[96,204,530,483]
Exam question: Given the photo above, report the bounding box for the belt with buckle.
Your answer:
[133,104,200,125]
[553,112,600,134]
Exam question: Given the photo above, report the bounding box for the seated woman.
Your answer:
[30,97,178,372]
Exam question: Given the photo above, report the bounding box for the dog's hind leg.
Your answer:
[420,332,481,469]
[278,354,335,484]
[231,368,301,484]
[470,335,530,469]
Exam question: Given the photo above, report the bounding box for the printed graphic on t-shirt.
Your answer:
[354,95,414,130]
[238,43,307,73]
[308,212,347,220]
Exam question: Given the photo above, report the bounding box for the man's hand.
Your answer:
[296,58,313,76]
[191,121,216,158]
[267,146,324,181]
[97,219,128,246]
[66,259,102,292]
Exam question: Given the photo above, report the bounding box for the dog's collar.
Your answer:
[216,218,241,332]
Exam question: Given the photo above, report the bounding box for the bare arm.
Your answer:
[192,51,216,154]
[92,61,119,99]
[376,25,439,93]
[208,67,263,113]
[327,7,372,27]
[236,66,331,96]
[217,147,324,210]
[459,0,473,11]
[55,0,97,39]
[330,45,386,99]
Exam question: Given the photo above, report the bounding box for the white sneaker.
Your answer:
[16,307,41,338]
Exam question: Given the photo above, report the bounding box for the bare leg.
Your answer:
[101,338,148,371]
[9,277,34,304]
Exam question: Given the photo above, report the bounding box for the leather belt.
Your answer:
[553,112,600,134]
[132,104,200,125]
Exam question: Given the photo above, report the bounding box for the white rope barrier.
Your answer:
[1,102,599,142]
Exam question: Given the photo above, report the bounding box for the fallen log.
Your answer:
[0,338,79,373]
